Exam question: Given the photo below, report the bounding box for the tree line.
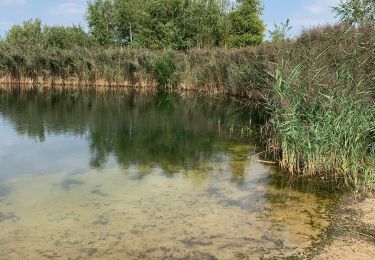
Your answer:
[1,0,374,50]
[0,0,265,50]
[86,0,265,49]
[2,19,95,50]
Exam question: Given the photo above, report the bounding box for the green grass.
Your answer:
[266,61,375,188]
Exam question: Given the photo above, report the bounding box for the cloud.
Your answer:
[306,5,325,15]
[0,0,27,7]
[304,0,341,16]
[291,0,340,30]
[48,2,85,16]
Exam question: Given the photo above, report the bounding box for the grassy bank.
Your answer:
[266,25,375,188]
[0,44,275,98]
[0,24,374,188]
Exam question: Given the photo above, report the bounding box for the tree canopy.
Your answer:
[333,0,375,26]
[86,0,265,49]
[227,0,265,47]
[4,19,95,49]
[2,0,265,50]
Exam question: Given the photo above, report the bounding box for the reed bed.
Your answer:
[0,43,275,97]
[265,24,375,188]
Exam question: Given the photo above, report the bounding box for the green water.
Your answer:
[0,88,331,259]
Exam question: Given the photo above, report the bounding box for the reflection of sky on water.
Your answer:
[0,114,117,179]
[0,91,257,184]
[0,112,256,189]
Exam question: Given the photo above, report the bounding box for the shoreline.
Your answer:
[0,82,264,101]
[305,193,375,259]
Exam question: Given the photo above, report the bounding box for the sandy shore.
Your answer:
[311,194,375,260]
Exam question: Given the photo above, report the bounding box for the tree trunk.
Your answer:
[129,23,133,43]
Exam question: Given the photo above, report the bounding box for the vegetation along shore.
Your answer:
[0,0,374,190]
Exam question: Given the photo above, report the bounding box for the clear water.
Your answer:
[0,88,331,259]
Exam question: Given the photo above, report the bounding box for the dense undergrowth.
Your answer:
[0,24,374,188]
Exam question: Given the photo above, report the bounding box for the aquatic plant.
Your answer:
[266,62,375,187]
[264,24,375,188]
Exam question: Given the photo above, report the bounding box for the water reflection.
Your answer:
[0,88,331,258]
[0,88,257,180]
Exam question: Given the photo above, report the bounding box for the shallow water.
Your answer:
[0,89,331,259]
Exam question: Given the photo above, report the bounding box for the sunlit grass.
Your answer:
[266,61,375,188]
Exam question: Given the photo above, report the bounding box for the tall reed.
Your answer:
[264,24,375,188]
[266,62,374,187]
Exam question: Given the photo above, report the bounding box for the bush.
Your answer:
[153,50,179,88]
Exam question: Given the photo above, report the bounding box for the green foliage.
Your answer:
[44,25,95,49]
[265,24,375,187]
[268,63,374,185]
[228,0,265,47]
[268,19,292,42]
[154,50,179,87]
[5,19,44,46]
[114,0,146,45]
[4,20,95,50]
[186,0,228,48]
[333,0,375,25]
[87,0,117,46]
[135,0,188,49]
[85,0,263,49]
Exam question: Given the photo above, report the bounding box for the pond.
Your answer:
[0,88,332,259]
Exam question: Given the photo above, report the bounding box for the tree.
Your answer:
[5,19,44,46]
[228,0,265,47]
[86,0,117,46]
[85,0,232,49]
[4,19,94,50]
[187,0,227,48]
[133,0,182,49]
[44,25,95,49]
[333,0,375,26]
[85,0,265,49]
[114,0,147,45]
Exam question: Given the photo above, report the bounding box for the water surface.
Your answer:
[0,89,331,259]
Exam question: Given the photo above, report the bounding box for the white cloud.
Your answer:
[0,0,27,7]
[306,5,325,15]
[304,0,341,15]
[48,2,85,16]
[290,0,341,32]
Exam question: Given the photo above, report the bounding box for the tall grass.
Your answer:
[264,24,375,188]
[266,63,374,187]
[0,43,274,97]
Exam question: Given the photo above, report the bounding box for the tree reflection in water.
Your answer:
[0,88,261,185]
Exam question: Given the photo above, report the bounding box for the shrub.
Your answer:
[153,50,179,88]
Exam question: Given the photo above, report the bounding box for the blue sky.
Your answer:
[0,0,341,37]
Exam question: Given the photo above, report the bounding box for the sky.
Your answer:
[0,0,341,37]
